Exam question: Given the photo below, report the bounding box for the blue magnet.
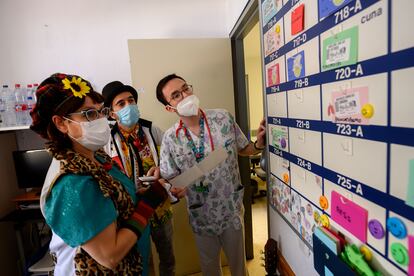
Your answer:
[387,217,407,239]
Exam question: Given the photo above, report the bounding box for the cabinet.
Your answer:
[0,206,51,275]
[0,128,45,275]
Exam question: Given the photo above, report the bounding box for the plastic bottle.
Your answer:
[0,85,6,127]
[26,84,36,125]
[3,85,17,126]
[14,84,25,125]
[33,83,39,102]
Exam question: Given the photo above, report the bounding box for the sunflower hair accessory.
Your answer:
[62,76,91,98]
[30,73,96,139]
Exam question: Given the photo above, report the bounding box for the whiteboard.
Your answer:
[260,0,414,274]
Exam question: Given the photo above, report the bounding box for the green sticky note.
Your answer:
[322,26,359,71]
[406,159,414,207]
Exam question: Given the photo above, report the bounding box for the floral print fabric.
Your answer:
[160,109,249,235]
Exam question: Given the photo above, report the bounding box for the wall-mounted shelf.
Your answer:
[0,125,30,132]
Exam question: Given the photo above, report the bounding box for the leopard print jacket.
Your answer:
[48,145,143,275]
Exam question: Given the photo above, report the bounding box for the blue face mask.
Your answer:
[116,104,140,128]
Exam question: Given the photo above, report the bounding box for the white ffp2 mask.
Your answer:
[67,117,111,151]
[176,95,200,116]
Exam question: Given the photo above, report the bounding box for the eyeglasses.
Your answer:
[167,85,193,104]
[67,106,110,122]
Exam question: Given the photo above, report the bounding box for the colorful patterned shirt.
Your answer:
[107,120,172,228]
[160,109,250,235]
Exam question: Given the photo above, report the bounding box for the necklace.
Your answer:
[184,115,205,162]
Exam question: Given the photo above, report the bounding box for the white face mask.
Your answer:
[176,95,200,116]
[67,117,111,151]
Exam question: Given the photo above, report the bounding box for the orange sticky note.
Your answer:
[291,4,305,35]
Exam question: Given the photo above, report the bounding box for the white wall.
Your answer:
[0,0,233,90]
[225,0,250,35]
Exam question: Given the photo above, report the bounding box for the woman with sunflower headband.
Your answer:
[30,73,168,275]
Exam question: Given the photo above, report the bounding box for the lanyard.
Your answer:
[176,110,214,162]
[176,110,214,192]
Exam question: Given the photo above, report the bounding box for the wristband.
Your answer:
[121,211,148,238]
[136,200,155,218]
[254,140,265,151]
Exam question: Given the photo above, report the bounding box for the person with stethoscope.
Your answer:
[155,73,266,276]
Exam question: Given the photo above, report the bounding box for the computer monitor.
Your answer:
[12,149,52,189]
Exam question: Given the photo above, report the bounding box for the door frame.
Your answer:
[229,0,261,260]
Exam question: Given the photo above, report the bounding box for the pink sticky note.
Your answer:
[331,191,368,243]
[330,87,370,125]
[409,235,414,276]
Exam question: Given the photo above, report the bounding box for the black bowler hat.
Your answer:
[102,81,138,108]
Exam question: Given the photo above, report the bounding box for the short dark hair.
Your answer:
[156,74,185,106]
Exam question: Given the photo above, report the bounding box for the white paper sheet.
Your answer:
[169,147,228,188]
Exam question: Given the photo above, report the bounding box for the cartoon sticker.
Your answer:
[266,63,280,87]
[262,0,283,24]
[318,0,353,20]
[271,125,289,150]
[287,50,306,81]
[329,86,370,125]
[264,24,282,57]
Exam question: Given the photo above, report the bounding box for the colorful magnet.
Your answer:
[361,103,374,119]
[319,195,329,210]
[275,25,281,34]
[359,245,372,262]
[280,137,287,149]
[320,214,330,228]
[390,242,409,266]
[283,173,289,183]
[368,219,385,239]
[314,211,321,224]
[387,217,407,239]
